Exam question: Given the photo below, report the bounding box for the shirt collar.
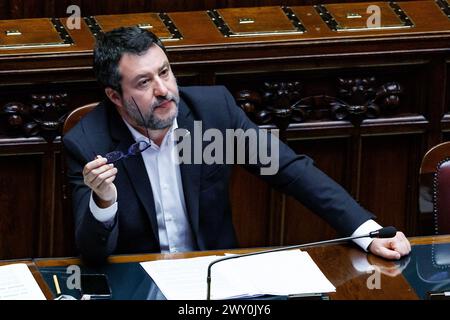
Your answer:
[122,118,178,148]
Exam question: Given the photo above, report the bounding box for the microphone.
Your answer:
[369,226,397,238]
[206,226,397,300]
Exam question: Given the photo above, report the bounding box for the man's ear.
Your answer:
[105,87,123,108]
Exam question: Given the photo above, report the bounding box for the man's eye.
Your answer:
[161,69,169,77]
[139,80,149,86]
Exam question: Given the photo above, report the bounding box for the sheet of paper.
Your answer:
[140,255,256,300]
[220,251,336,296]
[140,250,335,300]
[0,263,46,300]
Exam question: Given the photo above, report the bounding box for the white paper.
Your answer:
[0,263,46,300]
[140,255,256,300]
[219,251,336,296]
[140,250,335,300]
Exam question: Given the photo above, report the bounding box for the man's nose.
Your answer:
[153,77,168,97]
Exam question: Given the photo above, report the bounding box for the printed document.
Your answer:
[0,263,46,300]
[140,250,335,300]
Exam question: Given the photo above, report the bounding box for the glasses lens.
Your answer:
[105,151,124,164]
[129,141,150,154]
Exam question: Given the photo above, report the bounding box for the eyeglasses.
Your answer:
[104,97,151,164]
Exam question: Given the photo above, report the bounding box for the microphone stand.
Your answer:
[206,227,396,300]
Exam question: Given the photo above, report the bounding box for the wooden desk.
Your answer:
[26,235,450,300]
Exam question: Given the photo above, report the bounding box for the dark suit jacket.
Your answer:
[63,86,374,263]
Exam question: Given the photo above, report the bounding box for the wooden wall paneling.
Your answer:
[54,0,82,19]
[424,57,447,148]
[440,61,450,138]
[0,81,100,107]
[215,57,429,113]
[0,147,76,260]
[348,126,363,200]
[267,188,284,246]
[358,134,424,235]
[0,0,8,19]
[53,149,76,257]
[0,1,257,19]
[144,0,207,13]
[445,61,450,118]
[0,0,420,19]
[0,82,102,142]
[37,146,57,257]
[0,152,41,259]
[7,0,23,19]
[173,69,217,87]
[0,141,71,259]
[405,133,425,235]
[21,0,48,18]
[229,166,272,248]
[43,0,56,17]
[282,137,351,244]
[0,68,93,85]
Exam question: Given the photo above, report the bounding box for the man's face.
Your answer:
[116,44,179,130]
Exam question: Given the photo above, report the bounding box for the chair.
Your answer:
[59,102,98,256]
[63,102,98,134]
[61,101,98,196]
[419,142,450,235]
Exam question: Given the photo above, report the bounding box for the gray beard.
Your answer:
[126,96,179,130]
[145,105,178,130]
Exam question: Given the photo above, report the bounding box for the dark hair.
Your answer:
[93,26,166,94]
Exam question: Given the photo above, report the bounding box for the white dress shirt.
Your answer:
[90,118,196,253]
[351,219,382,251]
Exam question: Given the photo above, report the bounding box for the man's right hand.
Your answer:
[83,156,118,208]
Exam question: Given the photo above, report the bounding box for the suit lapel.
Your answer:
[177,99,202,248]
[108,106,159,242]
[106,98,203,248]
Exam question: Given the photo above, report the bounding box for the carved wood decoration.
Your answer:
[235,77,402,129]
[0,93,68,142]
[335,77,402,124]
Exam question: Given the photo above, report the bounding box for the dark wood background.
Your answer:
[0,0,447,260]
[0,0,417,19]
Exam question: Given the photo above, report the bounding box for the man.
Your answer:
[63,27,410,264]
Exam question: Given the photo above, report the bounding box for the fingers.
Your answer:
[374,244,401,260]
[83,156,108,176]
[370,232,412,260]
[402,232,411,252]
[84,163,114,185]
[389,232,411,256]
[82,156,118,202]
[96,173,117,189]
[90,166,118,189]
